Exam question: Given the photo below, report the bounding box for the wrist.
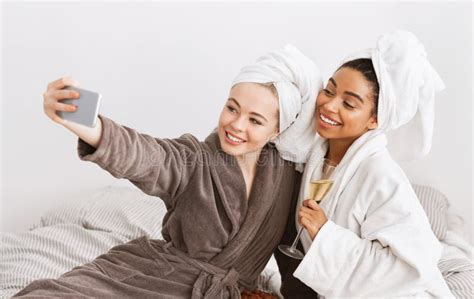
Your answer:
[65,116,103,148]
[311,219,328,240]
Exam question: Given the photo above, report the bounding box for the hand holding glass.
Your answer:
[278,159,336,259]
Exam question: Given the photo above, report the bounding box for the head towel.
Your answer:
[342,30,445,161]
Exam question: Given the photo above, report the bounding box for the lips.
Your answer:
[225,130,246,144]
[319,113,342,126]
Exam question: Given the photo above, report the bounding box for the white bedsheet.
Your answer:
[1,184,472,298]
[0,185,166,298]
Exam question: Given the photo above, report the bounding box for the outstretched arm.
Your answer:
[76,115,200,208]
[43,76,198,208]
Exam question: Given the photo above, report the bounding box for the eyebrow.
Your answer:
[228,98,269,122]
[328,77,364,103]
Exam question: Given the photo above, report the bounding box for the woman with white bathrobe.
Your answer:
[275,31,455,298]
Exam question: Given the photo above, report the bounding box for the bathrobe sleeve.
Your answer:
[293,159,445,297]
[77,115,200,208]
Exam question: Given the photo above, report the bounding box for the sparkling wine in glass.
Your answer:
[278,158,336,260]
[308,179,333,204]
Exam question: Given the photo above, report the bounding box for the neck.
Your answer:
[326,138,354,165]
[235,150,261,177]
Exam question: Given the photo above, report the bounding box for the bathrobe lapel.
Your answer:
[208,138,284,266]
[205,134,294,288]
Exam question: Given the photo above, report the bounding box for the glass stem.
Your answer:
[290,227,304,249]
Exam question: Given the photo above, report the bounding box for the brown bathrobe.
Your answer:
[14,115,300,298]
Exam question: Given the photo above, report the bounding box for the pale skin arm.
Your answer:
[43,76,102,148]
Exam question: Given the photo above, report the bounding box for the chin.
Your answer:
[317,132,330,139]
[315,125,328,139]
[222,146,245,157]
[218,137,240,156]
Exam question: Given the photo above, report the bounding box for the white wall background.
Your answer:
[1,1,472,244]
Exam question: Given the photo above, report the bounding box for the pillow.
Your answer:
[33,189,104,228]
[37,185,167,240]
[438,258,474,299]
[412,184,449,241]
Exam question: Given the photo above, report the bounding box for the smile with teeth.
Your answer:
[320,113,342,126]
[226,131,246,143]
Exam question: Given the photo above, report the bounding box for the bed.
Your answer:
[1,184,472,298]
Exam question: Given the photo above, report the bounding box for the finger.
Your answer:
[300,217,315,232]
[299,215,311,227]
[303,199,318,209]
[301,217,319,240]
[52,89,81,100]
[55,115,68,126]
[48,111,68,126]
[306,200,321,210]
[300,216,310,227]
[299,209,315,220]
[54,102,77,112]
[301,203,319,214]
[300,206,314,214]
[47,76,80,91]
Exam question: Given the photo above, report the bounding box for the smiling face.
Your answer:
[315,67,378,144]
[218,83,279,158]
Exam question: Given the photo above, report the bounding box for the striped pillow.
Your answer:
[36,185,166,240]
[412,184,449,241]
[438,259,474,299]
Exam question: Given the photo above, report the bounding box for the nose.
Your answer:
[322,97,339,113]
[230,115,246,132]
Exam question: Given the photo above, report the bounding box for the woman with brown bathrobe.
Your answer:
[14,45,322,298]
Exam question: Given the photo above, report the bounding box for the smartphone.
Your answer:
[57,86,102,128]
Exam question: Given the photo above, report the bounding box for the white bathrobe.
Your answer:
[293,131,454,298]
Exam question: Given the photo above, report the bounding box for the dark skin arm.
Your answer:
[298,199,328,240]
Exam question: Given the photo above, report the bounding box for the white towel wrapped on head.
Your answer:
[342,30,445,161]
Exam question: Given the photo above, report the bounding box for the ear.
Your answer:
[367,115,378,130]
[269,132,279,143]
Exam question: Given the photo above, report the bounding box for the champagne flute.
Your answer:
[278,158,337,260]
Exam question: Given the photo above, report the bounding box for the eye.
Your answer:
[227,105,237,113]
[250,118,262,125]
[323,88,335,97]
[343,101,355,109]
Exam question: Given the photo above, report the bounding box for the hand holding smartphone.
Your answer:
[43,77,104,148]
[56,86,102,128]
